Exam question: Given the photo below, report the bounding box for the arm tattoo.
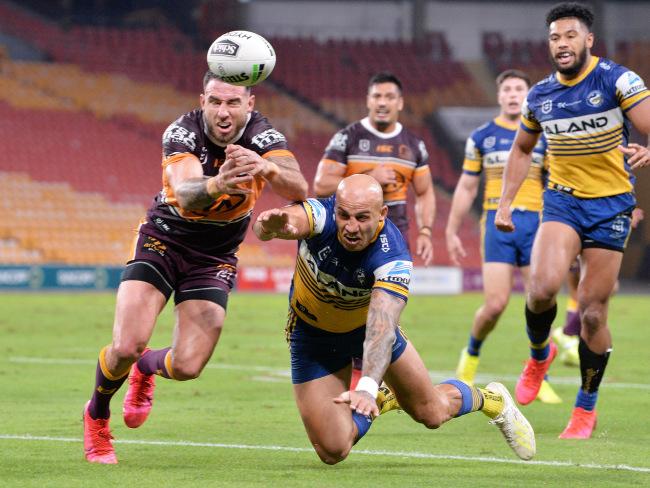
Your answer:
[362,289,406,383]
[175,177,214,211]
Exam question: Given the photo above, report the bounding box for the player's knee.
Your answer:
[483,298,508,320]
[579,304,605,336]
[170,360,204,381]
[408,402,448,429]
[111,340,147,363]
[314,441,352,465]
[527,282,557,309]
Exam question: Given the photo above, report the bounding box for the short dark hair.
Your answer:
[202,70,251,93]
[368,72,403,94]
[546,2,594,30]
[496,69,531,89]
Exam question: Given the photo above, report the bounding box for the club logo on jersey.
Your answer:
[359,139,370,152]
[599,61,611,71]
[586,90,603,108]
[483,136,496,149]
[541,99,553,114]
[317,246,331,261]
[251,129,286,149]
[163,124,197,151]
[326,132,348,152]
[354,268,367,286]
[210,39,240,57]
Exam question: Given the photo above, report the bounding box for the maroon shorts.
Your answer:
[121,233,237,309]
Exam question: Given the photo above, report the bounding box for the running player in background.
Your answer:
[254,174,536,463]
[446,69,560,404]
[82,71,308,464]
[313,72,435,265]
[496,2,650,438]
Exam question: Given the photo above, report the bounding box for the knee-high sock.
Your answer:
[575,338,611,411]
[88,346,130,419]
[137,347,174,379]
[526,303,557,360]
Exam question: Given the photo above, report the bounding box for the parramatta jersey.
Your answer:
[289,196,412,333]
[463,117,547,211]
[320,117,431,232]
[142,109,293,255]
[521,56,650,198]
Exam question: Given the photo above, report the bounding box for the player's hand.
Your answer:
[618,143,650,170]
[416,233,433,266]
[445,233,466,266]
[226,144,279,178]
[369,164,397,186]
[632,207,645,229]
[255,208,299,241]
[210,157,255,196]
[333,390,379,418]
[495,206,515,232]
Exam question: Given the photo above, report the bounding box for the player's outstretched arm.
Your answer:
[313,159,346,197]
[619,99,650,170]
[226,144,308,202]
[412,169,435,266]
[253,205,311,241]
[334,289,405,417]
[495,128,540,232]
[445,173,480,266]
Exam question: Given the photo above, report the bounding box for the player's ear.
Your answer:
[200,93,206,108]
[585,32,594,49]
[247,93,255,112]
[397,96,404,112]
[380,205,388,220]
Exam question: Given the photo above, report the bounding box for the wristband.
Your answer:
[418,226,432,236]
[355,376,379,399]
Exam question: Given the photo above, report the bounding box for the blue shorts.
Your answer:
[483,209,539,266]
[287,311,408,384]
[543,190,635,252]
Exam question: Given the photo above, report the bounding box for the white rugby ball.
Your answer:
[207,30,276,87]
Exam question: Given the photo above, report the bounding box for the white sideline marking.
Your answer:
[0,434,649,473]
[8,356,650,390]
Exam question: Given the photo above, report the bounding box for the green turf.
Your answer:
[1,292,649,487]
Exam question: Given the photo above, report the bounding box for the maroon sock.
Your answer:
[563,310,581,336]
[137,347,173,378]
[88,357,129,420]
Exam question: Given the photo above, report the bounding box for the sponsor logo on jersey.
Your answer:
[557,99,582,108]
[163,124,198,151]
[210,39,239,57]
[541,99,553,114]
[376,144,393,153]
[543,116,609,135]
[317,246,331,261]
[599,61,611,70]
[251,128,286,149]
[418,140,429,161]
[380,234,390,253]
[326,132,348,152]
[359,139,370,152]
[586,90,603,108]
[354,268,367,285]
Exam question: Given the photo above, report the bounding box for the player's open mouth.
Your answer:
[216,122,232,133]
[343,235,360,244]
[556,52,574,65]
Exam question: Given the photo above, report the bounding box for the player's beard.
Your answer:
[551,44,589,77]
[373,119,391,132]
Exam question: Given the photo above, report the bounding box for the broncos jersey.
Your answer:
[320,117,431,232]
[521,56,650,198]
[142,109,293,255]
[463,117,548,211]
[289,196,412,333]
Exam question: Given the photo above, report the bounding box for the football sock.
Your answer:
[441,379,485,417]
[137,347,174,379]
[351,412,373,443]
[478,387,505,419]
[563,297,581,336]
[467,335,483,356]
[88,345,130,419]
[576,338,611,411]
[526,303,557,360]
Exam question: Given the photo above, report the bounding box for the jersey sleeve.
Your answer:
[614,69,650,112]
[301,197,332,237]
[321,128,350,166]
[520,93,542,133]
[415,139,430,169]
[372,259,412,301]
[462,133,482,175]
[247,116,290,157]
[162,115,200,159]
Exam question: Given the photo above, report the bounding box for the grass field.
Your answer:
[1,292,649,487]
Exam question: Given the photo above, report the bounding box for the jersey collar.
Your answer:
[204,113,252,147]
[360,117,403,139]
[494,116,519,130]
[555,55,599,87]
[369,220,386,243]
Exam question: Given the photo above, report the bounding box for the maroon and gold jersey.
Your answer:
[320,117,431,233]
[142,109,293,255]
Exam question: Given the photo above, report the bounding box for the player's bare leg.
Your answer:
[516,222,580,404]
[84,280,165,463]
[560,247,621,439]
[294,365,357,465]
[457,263,513,385]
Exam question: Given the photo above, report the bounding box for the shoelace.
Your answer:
[132,375,154,405]
[90,421,114,454]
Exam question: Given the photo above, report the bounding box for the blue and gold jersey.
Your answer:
[463,117,547,211]
[290,196,412,333]
[521,56,650,198]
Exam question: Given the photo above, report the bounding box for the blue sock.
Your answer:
[528,337,550,361]
[467,335,483,356]
[441,379,481,417]
[351,412,373,443]
[575,389,598,411]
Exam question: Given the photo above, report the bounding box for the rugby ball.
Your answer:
[207,31,276,87]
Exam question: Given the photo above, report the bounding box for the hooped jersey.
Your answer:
[320,117,431,231]
[289,196,412,333]
[521,56,649,198]
[143,109,293,255]
[463,117,548,211]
